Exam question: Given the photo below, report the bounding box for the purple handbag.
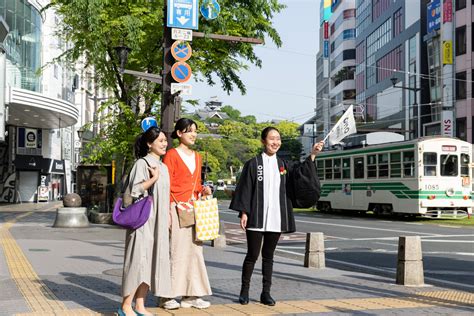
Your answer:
[112,195,153,230]
[112,158,153,230]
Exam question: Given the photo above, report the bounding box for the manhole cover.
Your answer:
[28,248,50,252]
[103,268,122,277]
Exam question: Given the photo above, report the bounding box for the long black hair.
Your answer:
[134,126,163,158]
[171,118,197,139]
[261,126,280,140]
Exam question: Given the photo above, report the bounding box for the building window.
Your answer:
[456,0,466,10]
[373,0,391,20]
[455,26,466,56]
[456,71,466,99]
[456,117,467,140]
[376,45,402,82]
[393,8,403,37]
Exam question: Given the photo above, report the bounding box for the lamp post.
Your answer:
[391,77,422,139]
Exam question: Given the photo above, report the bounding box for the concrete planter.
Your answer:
[88,209,114,225]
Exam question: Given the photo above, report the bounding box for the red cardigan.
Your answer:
[163,148,203,203]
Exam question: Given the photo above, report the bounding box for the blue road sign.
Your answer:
[171,61,192,83]
[167,0,199,30]
[141,117,158,132]
[200,0,220,20]
[171,41,192,61]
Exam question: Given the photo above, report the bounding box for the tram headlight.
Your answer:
[445,188,455,197]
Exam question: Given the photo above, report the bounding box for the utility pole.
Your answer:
[161,3,175,147]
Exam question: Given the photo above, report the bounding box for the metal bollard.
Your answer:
[211,219,226,248]
[396,236,424,286]
[304,232,325,268]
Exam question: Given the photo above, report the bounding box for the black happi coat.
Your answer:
[230,154,320,233]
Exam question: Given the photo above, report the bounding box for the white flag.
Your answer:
[326,105,357,145]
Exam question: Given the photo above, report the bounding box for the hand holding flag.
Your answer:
[323,104,357,146]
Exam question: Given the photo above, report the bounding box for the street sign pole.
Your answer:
[161,3,175,148]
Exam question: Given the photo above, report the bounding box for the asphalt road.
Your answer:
[218,201,474,292]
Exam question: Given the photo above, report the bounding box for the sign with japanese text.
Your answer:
[324,22,329,39]
[443,0,452,23]
[167,0,199,30]
[442,40,453,64]
[427,0,440,33]
[172,28,193,41]
[323,41,329,58]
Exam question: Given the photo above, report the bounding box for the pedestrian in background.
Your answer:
[119,127,172,316]
[230,126,323,306]
[160,118,213,310]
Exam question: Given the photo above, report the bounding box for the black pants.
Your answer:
[241,230,281,294]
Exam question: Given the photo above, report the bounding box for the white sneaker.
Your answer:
[180,297,211,309]
[159,298,180,310]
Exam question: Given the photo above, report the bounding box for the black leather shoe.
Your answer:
[239,294,249,305]
[260,292,275,306]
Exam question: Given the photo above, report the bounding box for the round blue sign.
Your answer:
[200,0,220,20]
[141,117,158,132]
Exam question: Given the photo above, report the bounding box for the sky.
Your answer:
[185,0,320,124]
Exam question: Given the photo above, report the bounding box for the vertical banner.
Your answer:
[441,110,454,137]
[442,40,453,64]
[324,22,329,39]
[443,0,452,23]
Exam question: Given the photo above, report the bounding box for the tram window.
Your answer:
[325,159,333,180]
[317,160,325,179]
[378,153,389,177]
[342,158,351,179]
[333,158,342,179]
[461,154,470,176]
[390,152,401,178]
[423,152,437,176]
[441,154,458,176]
[367,155,377,178]
[354,157,364,178]
[403,151,415,177]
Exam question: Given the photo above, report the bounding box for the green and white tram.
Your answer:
[316,137,472,218]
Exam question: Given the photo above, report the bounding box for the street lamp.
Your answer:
[391,77,422,139]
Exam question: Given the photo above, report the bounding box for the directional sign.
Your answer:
[172,28,193,41]
[167,0,199,30]
[141,117,158,132]
[200,0,220,20]
[171,41,192,61]
[171,61,192,83]
[171,83,193,96]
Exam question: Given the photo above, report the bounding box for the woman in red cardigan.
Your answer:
[160,118,212,310]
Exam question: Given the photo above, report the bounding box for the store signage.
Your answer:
[441,110,453,137]
[442,40,452,64]
[443,0,452,23]
[323,41,329,58]
[324,22,329,39]
[25,128,37,148]
[427,0,440,33]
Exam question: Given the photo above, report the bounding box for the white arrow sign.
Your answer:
[177,16,189,25]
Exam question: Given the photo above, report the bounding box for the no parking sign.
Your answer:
[171,62,192,83]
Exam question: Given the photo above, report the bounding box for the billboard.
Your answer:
[427,0,441,33]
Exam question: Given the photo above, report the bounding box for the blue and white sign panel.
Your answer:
[141,117,158,132]
[200,0,220,20]
[167,0,199,30]
[427,0,441,33]
[323,41,329,58]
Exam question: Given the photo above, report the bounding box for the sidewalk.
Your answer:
[0,202,473,315]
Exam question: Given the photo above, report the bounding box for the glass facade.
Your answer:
[0,0,42,92]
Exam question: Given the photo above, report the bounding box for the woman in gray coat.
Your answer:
[119,127,172,316]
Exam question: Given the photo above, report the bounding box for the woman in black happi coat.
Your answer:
[230,126,324,306]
